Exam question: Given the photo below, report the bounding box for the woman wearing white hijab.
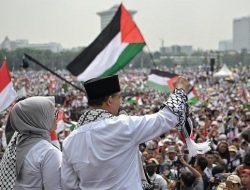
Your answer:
[10,96,62,190]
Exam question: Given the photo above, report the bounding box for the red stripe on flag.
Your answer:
[50,130,58,141]
[167,76,178,91]
[120,4,145,43]
[0,62,11,92]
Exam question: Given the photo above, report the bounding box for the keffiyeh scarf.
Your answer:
[163,88,210,156]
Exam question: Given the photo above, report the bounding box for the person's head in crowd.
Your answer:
[228,106,235,116]
[226,174,241,190]
[206,151,216,167]
[180,171,195,188]
[217,134,227,142]
[146,148,156,160]
[245,112,250,127]
[145,159,158,177]
[212,164,226,176]
[217,182,226,190]
[243,154,250,169]
[166,146,177,161]
[155,153,164,165]
[163,138,172,148]
[83,75,121,116]
[232,137,240,148]
[240,140,248,153]
[228,145,238,158]
[139,143,146,153]
[194,156,208,173]
[241,169,250,190]
[216,115,223,123]
[233,115,240,126]
[241,128,250,143]
[211,120,219,129]
[176,140,184,148]
[151,139,159,150]
[196,137,204,143]
[142,151,148,162]
[213,109,220,119]
[217,141,229,157]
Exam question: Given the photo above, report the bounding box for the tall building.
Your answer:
[97,5,137,31]
[233,16,250,51]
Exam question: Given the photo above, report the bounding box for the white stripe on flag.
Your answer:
[0,82,17,112]
[148,74,171,85]
[77,33,128,81]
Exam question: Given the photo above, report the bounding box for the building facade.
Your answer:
[218,40,233,51]
[0,36,63,52]
[233,16,250,52]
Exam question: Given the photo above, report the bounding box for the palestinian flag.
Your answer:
[0,58,17,112]
[147,69,178,92]
[187,87,199,105]
[67,4,145,81]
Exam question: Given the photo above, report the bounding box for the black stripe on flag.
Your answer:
[150,69,178,78]
[67,5,121,76]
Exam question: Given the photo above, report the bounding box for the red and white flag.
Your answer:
[0,58,17,112]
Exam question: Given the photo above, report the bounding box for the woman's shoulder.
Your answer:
[28,140,61,159]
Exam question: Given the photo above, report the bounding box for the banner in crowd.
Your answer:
[67,3,145,81]
[147,69,178,92]
[0,58,17,112]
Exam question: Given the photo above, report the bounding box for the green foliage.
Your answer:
[0,48,79,71]
[1,48,249,71]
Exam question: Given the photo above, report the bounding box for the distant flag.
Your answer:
[67,4,145,81]
[55,110,65,134]
[0,58,17,112]
[50,130,60,149]
[65,121,78,131]
[125,95,143,106]
[187,87,199,105]
[147,69,178,93]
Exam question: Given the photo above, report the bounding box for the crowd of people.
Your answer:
[0,64,249,190]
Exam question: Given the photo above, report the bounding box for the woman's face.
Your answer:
[218,142,228,153]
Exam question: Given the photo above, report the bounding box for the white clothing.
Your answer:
[150,173,168,190]
[204,164,216,178]
[15,140,62,190]
[61,108,178,190]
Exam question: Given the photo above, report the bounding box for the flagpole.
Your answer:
[23,53,85,92]
[145,44,157,68]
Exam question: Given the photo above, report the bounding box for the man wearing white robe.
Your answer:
[61,75,189,190]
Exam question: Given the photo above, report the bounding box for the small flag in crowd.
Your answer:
[147,69,178,93]
[50,130,60,149]
[0,58,17,112]
[65,121,78,131]
[67,4,145,81]
[187,87,199,105]
[55,110,65,134]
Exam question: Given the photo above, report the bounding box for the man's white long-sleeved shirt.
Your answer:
[61,108,178,190]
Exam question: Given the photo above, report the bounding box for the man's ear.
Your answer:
[106,96,113,107]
